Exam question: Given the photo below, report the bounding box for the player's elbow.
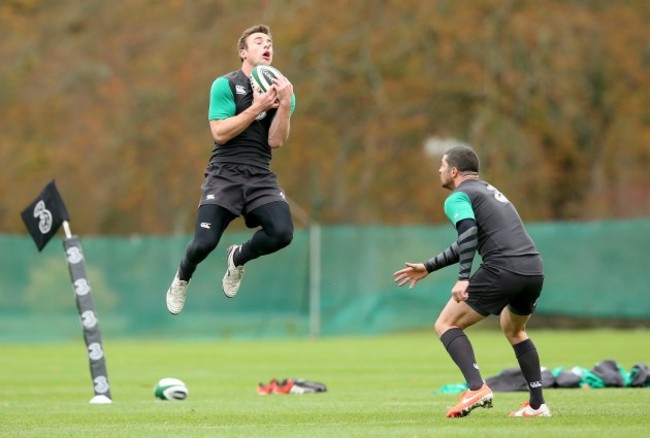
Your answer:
[268,131,289,148]
[213,133,229,145]
[268,121,290,148]
[211,127,228,144]
[210,120,230,145]
[268,138,285,148]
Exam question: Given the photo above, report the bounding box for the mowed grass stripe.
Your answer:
[0,329,648,437]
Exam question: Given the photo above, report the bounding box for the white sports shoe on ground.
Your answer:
[222,245,245,298]
[166,271,189,315]
[508,402,551,417]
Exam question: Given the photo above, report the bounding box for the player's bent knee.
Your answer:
[501,326,527,344]
[272,227,293,249]
[433,319,450,338]
[189,238,219,259]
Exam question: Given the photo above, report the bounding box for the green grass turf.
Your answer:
[0,329,648,437]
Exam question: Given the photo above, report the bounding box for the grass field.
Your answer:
[1,329,648,437]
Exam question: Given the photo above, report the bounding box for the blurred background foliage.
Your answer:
[1,0,649,235]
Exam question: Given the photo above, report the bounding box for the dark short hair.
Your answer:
[444,145,479,173]
[237,24,271,60]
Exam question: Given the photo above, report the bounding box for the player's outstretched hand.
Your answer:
[393,262,428,290]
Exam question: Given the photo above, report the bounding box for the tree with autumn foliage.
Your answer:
[1,0,648,235]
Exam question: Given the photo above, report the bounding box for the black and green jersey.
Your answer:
[444,179,543,275]
[207,69,296,169]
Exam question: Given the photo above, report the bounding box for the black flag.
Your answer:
[20,180,70,251]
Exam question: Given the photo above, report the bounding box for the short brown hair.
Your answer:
[237,24,271,61]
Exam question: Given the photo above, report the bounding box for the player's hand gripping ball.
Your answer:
[251,64,284,93]
[154,377,189,400]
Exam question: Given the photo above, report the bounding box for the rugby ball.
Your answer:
[154,377,189,401]
[251,64,283,93]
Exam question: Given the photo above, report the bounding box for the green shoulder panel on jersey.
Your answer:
[444,191,475,226]
[290,93,296,114]
[208,76,236,121]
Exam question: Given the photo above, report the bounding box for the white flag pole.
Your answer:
[62,221,112,404]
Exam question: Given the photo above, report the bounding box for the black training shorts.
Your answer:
[199,163,288,216]
[465,264,544,317]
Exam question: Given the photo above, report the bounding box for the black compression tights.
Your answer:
[236,201,293,267]
[178,202,293,281]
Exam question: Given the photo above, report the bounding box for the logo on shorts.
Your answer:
[200,222,211,229]
[206,194,215,200]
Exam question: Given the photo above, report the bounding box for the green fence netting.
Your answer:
[1,219,648,341]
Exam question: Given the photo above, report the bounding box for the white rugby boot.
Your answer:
[508,402,551,417]
[222,245,245,298]
[166,271,189,315]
